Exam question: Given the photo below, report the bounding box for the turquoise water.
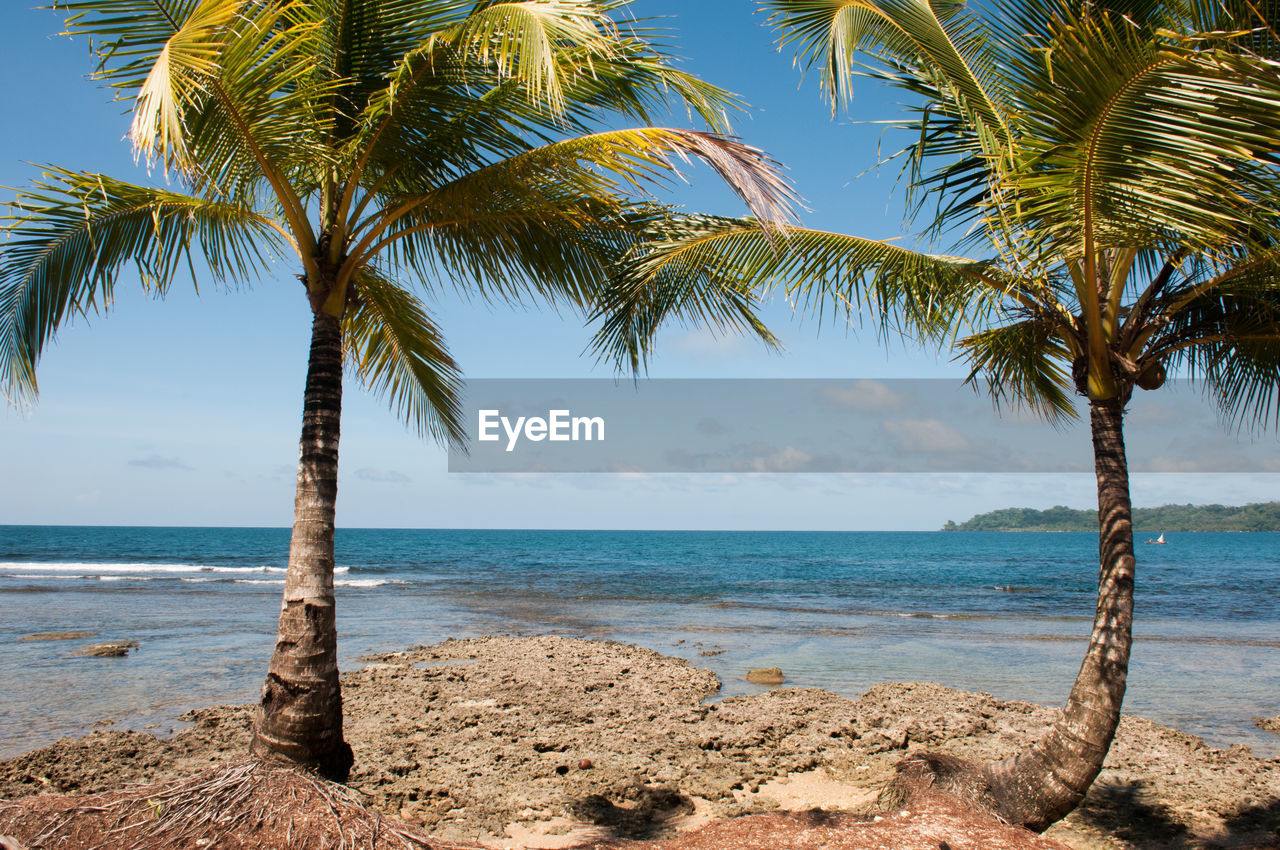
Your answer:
[0,526,1276,758]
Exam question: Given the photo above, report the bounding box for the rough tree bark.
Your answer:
[250,309,354,780]
[979,397,1136,829]
[890,396,1136,832]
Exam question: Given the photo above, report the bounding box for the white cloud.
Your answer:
[816,380,903,412]
[667,329,749,358]
[354,467,411,484]
[127,454,193,470]
[741,445,814,472]
[881,418,970,454]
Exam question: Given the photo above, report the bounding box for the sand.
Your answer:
[1,635,1277,849]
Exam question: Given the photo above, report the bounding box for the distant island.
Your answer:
[943,501,1280,532]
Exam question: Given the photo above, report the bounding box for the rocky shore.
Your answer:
[1,635,1277,848]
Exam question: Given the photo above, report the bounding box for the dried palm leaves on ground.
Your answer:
[0,760,460,850]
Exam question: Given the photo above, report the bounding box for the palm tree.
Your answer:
[0,0,794,779]
[595,0,1280,830]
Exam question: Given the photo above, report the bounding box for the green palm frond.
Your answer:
[345,42,528,189]
[591,215,781,373]
[986,0,1177,47]
[557,49,740,134]
[957,319,1078,425]
[1197,338,1280,431]
[369,194,652,309]
[0,169,285,400]
[55,0,239,171]
[55,0,337,274]
[56,0,212,87]
[344,45,623,205]
[1149,249,1280,349]
[443,0,742,131]
[445,0,620,115]
[347,6,745,202]
[1170,278,1280,428]
[593,216,1003,371]
[344,268,466,446]
[348,127,797,298]
[1007,10,1280,254]
[1189,0,1280,59]
[308,0,465,110]
[765,0,1013,148]
[125,0,241,169]
[59,0,328,181]
[183,19,337,211]
[723,0,1280,421]
[853,56,991,242]
[490,128,795,224]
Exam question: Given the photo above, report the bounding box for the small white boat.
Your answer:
[1144,532,1167,545]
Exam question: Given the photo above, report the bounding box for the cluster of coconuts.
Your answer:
[1072,355,1167,394]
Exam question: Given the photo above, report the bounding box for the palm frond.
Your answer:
[1174,294,1280,430]
[1188,0,1280,59]
[344,42,553,197]
[347,127,798,306]
[309,0,466,116]
[957,318,1078,425]
[591,215,781,373]
[56,0,207,86]
[559,50,741,134]
[1197,339,1280,431]
[445,0,619,115]
[592,216,1007,372]
[370,196,649,309]
[127,0,241,170]
[344,268,466,446]
[57,0,326,182]
[349,15,745,200]
[852,55,992,242]
[1007,10,1280,253]
[359,126,795,248]
[0,169,285,401]
[765,0,1013,148]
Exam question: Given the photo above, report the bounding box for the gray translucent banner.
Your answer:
[446,379,1280,473]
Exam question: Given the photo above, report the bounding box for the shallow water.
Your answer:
[0,526,1277,759]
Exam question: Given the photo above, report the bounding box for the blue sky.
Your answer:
[1,1,1276,530]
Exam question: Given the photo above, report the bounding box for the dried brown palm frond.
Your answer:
[0,760,463,850]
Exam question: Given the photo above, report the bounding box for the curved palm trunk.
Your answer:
[982,397,1136,830]
[250,310,354,780]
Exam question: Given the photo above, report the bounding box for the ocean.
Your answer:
[0,526,1276,760]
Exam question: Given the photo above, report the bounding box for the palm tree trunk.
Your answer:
[250,310,353,780]
[981,396,1136,830]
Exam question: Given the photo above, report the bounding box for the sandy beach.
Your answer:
[1,635,1277,848]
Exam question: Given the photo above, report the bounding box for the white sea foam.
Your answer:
[3,574,89,580]
[1,573,153,582]
[2,563,380,590]
[0,562,348,575]
[176,576,390,588]
[0,562,271,574]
